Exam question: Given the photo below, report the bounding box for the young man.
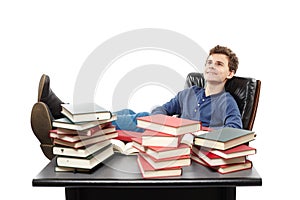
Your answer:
[151,45,242,128]
[31,45,242,160]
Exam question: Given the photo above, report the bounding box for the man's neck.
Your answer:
[205,81,226,96]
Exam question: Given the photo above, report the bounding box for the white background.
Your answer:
[1,0,299,199]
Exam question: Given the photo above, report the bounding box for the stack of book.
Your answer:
[50,103,117,172]
[133,114,201,178]
[191,127,257,174]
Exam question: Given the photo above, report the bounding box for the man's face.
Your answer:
[204,53,234,84]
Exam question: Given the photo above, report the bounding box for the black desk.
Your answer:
[32,154,262,200]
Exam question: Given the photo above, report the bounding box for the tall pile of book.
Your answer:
[50,103,117,172]
[191,127,257,174]
[133,114,201,178]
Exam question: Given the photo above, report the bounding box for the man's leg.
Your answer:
[31,74,65,160]
[112,109,150,132]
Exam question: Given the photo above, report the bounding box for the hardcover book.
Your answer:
[115,130,142,142]
[53,122,113,136]
[52,139,111,157]
[137,154,182,178]
[137,114,201,136]
[211,160,253,174]
[194,127,256,150]
[139,152,191,169]
[61,103,112,123]
[52,114,117,131]
[131,137,146,153]
[209,144,257,159]
[191,146,246,166]
[56,143,114,169]
[141,129,184,147]
[49,125,116,143]
[53,131,118,149]
[145,143,191,160]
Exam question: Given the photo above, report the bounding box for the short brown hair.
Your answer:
[209,45,239,73]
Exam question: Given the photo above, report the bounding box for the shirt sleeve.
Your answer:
[224,95,243,129]
[150,92,182,116]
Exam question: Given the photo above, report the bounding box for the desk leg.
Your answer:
[65,187,236,200]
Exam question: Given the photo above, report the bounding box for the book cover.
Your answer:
[52,114,117,131]
[115,130,142,142]
[137,154,182,178]
[141,129,183,147]
[56,143,114,169]
[61,103,112,123]
[194,127,256,150]
[191,146,246,166]
[53,131,118,149]
[52,139,112,157]
[49,125,116,143]
[209,144,257,159]
[137,114,201,136]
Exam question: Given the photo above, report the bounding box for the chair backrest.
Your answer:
[185,72,261,130]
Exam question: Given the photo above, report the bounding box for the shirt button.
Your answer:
[194,109,197,112]
[202,99,205,102]
[197,103,200,106]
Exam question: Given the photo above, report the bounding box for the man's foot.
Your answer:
[37,74,64,119]
[31,102,55,160]
[38,74,47,102]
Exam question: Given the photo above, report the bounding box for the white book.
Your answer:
[53,139,111,157]
[56,144,114,169]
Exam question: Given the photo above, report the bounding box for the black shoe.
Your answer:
[38,74,64,119]
[30,102,55,160]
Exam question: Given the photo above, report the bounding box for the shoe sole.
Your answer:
[40,144,55,160]
[31,102,53,144]
[38,74,46,102]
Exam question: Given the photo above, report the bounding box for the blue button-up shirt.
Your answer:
[151,86,242,129]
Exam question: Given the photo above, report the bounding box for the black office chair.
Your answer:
[185,72,261,131]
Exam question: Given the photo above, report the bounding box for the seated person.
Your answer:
[31,45,242,159]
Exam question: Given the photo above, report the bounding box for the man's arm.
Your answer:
[224,95,243,129]
[150,94,182,116]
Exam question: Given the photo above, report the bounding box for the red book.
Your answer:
[137,154,182,178]
[115,130,142,142]
[145,144,191,160]
[53,122,113,136]
[49,125,116,143]
[190,151,209,166]
[141,129,184,147]
[137,114,201,136]
[191,146,246,166]
[211,160,253,174]
[209,144,256,159]
[131,137,146,152]
[53,131,118,149]
[139,152,191,169]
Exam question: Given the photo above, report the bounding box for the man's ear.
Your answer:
[227,71,235,79]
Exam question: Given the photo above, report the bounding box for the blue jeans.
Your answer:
[112,109,150,132]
